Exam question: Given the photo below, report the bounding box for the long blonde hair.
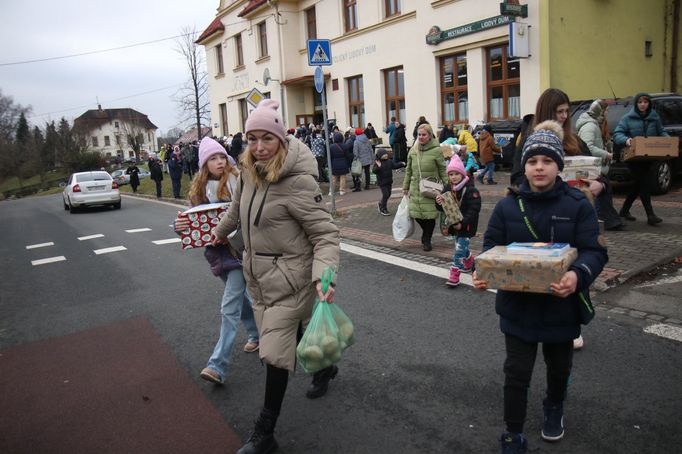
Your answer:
[188,159,239,206]
[240,140,288,187]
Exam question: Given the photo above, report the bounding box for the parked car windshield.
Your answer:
[655,98,682,125]
[76,172,111,182]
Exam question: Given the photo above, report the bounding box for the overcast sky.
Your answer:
[0,0,219,135]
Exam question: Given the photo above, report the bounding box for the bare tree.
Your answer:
[174,26,210,141]
[120,118,146,161]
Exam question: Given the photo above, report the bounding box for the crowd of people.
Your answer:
[155,87,670,454]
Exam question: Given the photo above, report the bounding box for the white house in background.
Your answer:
[73,106,158,161]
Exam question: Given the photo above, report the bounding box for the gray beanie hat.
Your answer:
[587,99,608,122]
[521,120,565,171]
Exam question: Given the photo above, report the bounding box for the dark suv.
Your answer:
[570,93,682,194]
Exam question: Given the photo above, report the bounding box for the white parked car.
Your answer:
[110,169,129,185]
[111,168,151,185]
[62,171,121,212]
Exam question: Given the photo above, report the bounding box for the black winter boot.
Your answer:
[619,209,636,221]
[306,365,338,399]
[647,215,663,225]
[237,408,279,454]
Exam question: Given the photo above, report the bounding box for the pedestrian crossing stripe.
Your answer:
[311,44,330,64]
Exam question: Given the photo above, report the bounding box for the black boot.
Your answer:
[619,209,636,221]
[237,408,279,454]
[647,215,663,225]
[306,365,338,399]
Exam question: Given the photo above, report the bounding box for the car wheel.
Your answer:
[68,198,79,214]
[650,161,672,195]
[113,201,121,210]
[63,197,70,210]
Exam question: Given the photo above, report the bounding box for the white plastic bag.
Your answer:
[392,196,414,242]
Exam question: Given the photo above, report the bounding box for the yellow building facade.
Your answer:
[198,0,680,141]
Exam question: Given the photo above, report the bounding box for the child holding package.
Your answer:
[174,137,260,386]
[372,148,405,215]
[472,121,608,454]
[435,154,481,286]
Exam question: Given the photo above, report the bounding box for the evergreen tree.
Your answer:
[43,121,58,171]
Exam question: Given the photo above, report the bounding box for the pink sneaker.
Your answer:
[462,254,475,273]
[446,266,460,287]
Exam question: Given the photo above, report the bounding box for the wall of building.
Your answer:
[203,0,679,144]
[547,0,673,100]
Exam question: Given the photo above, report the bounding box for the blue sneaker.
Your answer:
[500,432,527,454]
[541,399,565,441]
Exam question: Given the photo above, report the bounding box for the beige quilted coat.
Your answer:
[214,137,340,371]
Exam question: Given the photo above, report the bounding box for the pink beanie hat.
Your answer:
[198,137,228,169]
[446,154,470,191]
[447,154,466,175]
[244,99,286,144]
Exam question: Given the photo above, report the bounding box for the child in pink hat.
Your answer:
[435,154,482,286]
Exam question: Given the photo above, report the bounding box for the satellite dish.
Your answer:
[263,68,271,86]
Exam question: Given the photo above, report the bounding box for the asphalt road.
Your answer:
[1,194,681,453]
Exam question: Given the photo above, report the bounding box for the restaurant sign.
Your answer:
[426,15,513,45]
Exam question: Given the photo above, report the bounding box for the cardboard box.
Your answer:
[560,166,601,181]
[440,191,463,225]
[474,245,578,294]
[623,136,679,161]
[180,202,229,249]
[563,156,602,168]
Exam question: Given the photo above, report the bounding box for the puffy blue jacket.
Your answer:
[483,178,608,343]
[613,93,669,145]
[167,156,184,180]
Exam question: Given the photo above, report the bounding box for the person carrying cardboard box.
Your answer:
[613,92,669,225]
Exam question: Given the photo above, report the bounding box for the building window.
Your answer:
[239,99,249,133]
[114,121,119,128]
[384,66,405,124]
[215,44,224,74]
[104,135,110,146]
[385,0,400,17]
[347,75,364,127]
[487,44,520,120]
[343,0,358,33]
[91,136,98,147]
[219,103,228,135]
[235,33,244,67]
[440,53,468,124]
[258,22,268,58]
[305,7,317,40]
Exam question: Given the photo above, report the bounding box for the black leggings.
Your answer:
[263,322,305,415]
[503,334,573,434]
[415,218,436,243]
[622,161,655,216]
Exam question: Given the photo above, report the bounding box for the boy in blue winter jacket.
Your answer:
[473,120,608,454]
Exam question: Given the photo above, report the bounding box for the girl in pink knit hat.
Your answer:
[435,154,482,286]
[173,136,260,386]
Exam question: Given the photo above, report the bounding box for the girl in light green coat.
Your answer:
[402,123,448,251]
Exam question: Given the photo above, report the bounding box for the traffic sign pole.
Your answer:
[321,82,335,214]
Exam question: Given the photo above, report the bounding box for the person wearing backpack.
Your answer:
[473,120,608,454]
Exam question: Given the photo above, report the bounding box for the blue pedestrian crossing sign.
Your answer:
[307,39,332,66]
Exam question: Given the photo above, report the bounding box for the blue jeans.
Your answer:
[479,161,495,182]
[452,236,470,269]
[206,268,259,380]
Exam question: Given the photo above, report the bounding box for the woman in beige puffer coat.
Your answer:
[213,99,339,454]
